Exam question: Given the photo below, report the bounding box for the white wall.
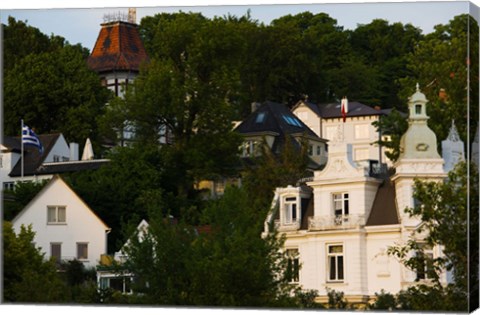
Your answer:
[12,178,108,268]
[44,134,71,163]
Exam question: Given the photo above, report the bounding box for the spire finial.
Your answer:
[416,82,420,92]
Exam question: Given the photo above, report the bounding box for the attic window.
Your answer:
[256,112,266,123]
[282,115,302,127]
[415,104,422,115]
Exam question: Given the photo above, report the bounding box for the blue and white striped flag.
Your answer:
[22,125,43,154]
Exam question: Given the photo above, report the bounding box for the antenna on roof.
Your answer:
[128,8,137,24]
[103,11,129,23]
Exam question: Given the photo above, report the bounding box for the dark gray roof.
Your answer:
[366,179,399,226]
[235,101,320,138]
[4,134,110,177]
[318,101,385,119]
[235,101,325,170]
[6,134,61,177]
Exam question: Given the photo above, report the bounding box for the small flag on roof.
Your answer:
[341,97,348,123]
[22,124,43,154]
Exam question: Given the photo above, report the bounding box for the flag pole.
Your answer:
[21,119,24,179]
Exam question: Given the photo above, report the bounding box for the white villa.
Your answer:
[263,85,462,305]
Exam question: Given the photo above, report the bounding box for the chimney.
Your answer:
[70,143,79,161]
[251,102,262,113]
[374,106,381,111]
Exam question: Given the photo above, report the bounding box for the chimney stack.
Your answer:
[70,143,79,161]
[251,102,262,113]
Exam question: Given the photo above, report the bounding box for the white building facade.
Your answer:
[12,176,111,269]
[264,86,451,305]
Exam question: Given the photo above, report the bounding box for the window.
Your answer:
[325,126,337,141]
[53,155,60,162]
[282,114,302,127]
[333,193,349,224]
[255,112,266,123]
[416,246,435,280]
[242,140,259,157]
[3,182,15,191]
[51,243,62,263]
[286,249,300,283]
[317,145,321,156]
[0,154,3,168]
[354,124,370,139]
[47,206,66,224]
[415,104,422,115]
[283,197,298,224]
[327,244,344,282]
[77,243,88,260]
[308,145,313,156]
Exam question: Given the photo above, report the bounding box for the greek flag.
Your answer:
[22,125,43,154]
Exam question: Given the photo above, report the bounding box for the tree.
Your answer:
[398,14,479,145]
[3,18,111,151]
[387,161,478,311]
[371,108,408,162]
[3,180,49,221]
[123,186,298,307]
[3,221,69,302]
[349,19,423,108]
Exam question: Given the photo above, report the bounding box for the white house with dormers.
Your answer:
[292,99,397,167]
[263,85,454,305]
[12,175,111,269]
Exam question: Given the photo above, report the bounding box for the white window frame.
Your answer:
[416,245,435,280]
[332,193,349,225]
[327,244,344,282]
[354,124,370,140]
[77,242,89,261]
[47,206,66,224]
[286,248,300,283]
[283,196,298,224]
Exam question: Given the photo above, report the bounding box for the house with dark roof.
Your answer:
[292,99,396,167]
[235,101,328,171]
[263,86,455,306]
[0,133,109,190]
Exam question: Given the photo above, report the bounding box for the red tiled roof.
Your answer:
[87,21,149,73]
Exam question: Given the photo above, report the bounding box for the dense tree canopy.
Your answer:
[3,17,111,150]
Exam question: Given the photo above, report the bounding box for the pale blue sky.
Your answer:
[0,0,479,51]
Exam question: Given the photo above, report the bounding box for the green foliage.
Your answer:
[242,135,311,209]
[3,221,69,302]
[122,186,299,307]
[3,17,111,151]
[399,14,479,144]
[326,288,350,309]
[371,108,409,162]
[387,161,477,311]
[3,180,49,221]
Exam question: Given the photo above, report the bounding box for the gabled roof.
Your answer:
[12,175,110,231]
[87,21,149,73]
[235,101,326,170]
[4,134,110,177]
[6,134,61,177]
[235,101,322,139]
[366,179,399,226]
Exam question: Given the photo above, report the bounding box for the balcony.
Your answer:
[274,220,301,232]
[308,214,365,231]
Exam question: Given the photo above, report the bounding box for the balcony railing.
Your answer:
[308,214,365,231]
[274,220,301,232]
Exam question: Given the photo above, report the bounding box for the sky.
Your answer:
[1,0,479,52]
